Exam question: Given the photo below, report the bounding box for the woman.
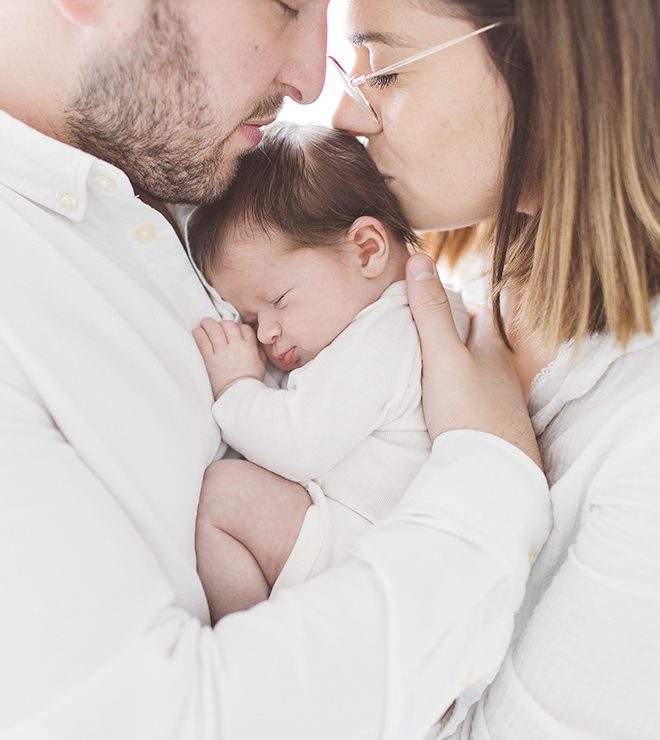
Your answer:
[332,0,660,738]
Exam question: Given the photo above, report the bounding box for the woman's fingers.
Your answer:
[405,254,542,467]
[467,311,543,467]
[406,255,467,371]
[468,309,513,366]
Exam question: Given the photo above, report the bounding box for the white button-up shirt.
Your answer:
[0,110,550,740]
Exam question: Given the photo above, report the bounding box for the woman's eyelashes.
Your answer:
[275,1,299,20]
[368,73,399,90]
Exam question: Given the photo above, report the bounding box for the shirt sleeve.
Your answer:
[212,311,419,482]
[0,332,551,739]
[450,420,660,740]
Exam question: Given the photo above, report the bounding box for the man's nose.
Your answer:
[276,4,328,104]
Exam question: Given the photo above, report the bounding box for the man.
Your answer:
[0,2,549,738]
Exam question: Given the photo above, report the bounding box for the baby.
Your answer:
[190,122,469,623]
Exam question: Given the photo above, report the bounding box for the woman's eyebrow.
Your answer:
[350,30,412,48]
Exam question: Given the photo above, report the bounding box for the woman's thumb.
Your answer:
[406,254,463,353]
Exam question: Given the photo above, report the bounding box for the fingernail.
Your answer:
[409,254,436,282]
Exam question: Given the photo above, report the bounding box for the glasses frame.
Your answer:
[328,22,502,124]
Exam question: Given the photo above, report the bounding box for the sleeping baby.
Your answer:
[190,122,469,623]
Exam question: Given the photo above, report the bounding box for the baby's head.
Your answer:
[190,122,420,372]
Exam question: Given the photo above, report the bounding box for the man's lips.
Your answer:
[244,116,277,127]
[239,118,277,146]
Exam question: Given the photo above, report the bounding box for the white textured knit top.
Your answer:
[439,301,660,740]
[213,281,468,522]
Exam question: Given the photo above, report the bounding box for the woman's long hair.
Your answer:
[438,0,660,348]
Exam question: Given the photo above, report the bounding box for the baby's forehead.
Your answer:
[215,236,293,292]
[222,223,296,257]
[219,232,289,270]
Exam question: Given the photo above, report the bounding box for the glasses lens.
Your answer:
[327,56,378,123]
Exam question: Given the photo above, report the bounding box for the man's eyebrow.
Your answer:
[349,30,412,48]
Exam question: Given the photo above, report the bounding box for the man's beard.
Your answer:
[63,2,282,205]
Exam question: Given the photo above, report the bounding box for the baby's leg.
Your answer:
[195,459,311,623]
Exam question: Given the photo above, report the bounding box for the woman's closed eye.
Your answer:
[274,1,299,20]
[368,73,399,90]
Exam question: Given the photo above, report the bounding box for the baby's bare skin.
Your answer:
[196,459,311,623]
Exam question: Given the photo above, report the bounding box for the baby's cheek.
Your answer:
[260,343,275,360]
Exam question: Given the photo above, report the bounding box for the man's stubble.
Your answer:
[64,2,282,205]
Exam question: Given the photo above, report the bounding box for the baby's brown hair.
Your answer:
[189,122,420,276]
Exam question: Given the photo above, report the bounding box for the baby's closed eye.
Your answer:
[272,288,292,308]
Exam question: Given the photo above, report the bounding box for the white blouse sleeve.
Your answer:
[450,422,660,740]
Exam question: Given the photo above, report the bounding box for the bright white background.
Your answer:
[279,0,353,126]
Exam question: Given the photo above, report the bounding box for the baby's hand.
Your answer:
[193,319,266,400]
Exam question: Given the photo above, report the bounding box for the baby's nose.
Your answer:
[257,321,280,345]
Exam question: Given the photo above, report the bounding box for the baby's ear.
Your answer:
[346,217,390,279]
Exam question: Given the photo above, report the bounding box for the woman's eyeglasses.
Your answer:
[328,22,502,124]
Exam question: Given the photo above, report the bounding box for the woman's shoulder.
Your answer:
[530,302,660,437]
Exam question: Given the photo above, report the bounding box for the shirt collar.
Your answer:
[0,109,130,223]
[169,202,240,322]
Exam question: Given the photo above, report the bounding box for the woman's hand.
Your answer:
[193,319,266,400]
[406,254,542,468]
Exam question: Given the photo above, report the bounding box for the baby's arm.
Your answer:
[198,309,420,483]
[193,318,266,398]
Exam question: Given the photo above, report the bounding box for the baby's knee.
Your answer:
[197,459,258,524]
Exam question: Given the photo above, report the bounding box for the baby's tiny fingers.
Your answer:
[239,323,257,343]
[199,318,228,352]
[219,320,242,343]
[192,326,213,360]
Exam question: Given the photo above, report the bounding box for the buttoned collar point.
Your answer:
[0,108,132,224]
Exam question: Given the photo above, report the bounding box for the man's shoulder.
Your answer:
[0,184,54,241]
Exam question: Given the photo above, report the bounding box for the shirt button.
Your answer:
[529,548,538,566]
[60,193,79,211]
[93,173,116,192]
[134,224,157,242]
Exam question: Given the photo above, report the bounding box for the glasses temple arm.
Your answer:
[351,22,501,87]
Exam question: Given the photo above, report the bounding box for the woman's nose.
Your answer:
[331,90,381,136]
